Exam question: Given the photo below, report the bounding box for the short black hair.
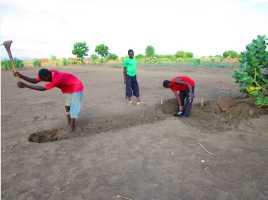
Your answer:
[38,68,51,79]
[163,80,170,88]
[128,49,134,54]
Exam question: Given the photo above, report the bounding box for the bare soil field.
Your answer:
[2,65,268,200]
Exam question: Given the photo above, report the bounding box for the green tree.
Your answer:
[72,42,89,62]
[223,50,240,58]
[145,45,155,57]
[95,44,109,58]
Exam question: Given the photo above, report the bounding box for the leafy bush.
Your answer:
[175,51,194,59]
[108,53,118,61]
[72,42,89,62]
[62,58,68,66]
[233,35,268,106]
[95,44,109,58]
[135,54,145,60]
[145,45,155,57]
[145,56,158,64]
[223,50,240,58]
[32,59,41,67]
[200,55,224,63]
[1,59,24,70]
[90,54,99,64]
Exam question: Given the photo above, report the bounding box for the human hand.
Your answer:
[17,81,26,88]
[189,93,194,100]
[13,71,21,78]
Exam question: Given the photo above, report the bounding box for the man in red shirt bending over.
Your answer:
[163,76,195,117]
[14,68,84,131]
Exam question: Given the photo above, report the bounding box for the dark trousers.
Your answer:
[126,75,140,98]
[179,88,195,117]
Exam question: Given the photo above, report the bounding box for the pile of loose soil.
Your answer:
[28,105,167,143]
[29,96,268,143]
[160,96,268,132]
[28,128,65,143]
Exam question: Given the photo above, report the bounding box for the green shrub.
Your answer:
[175,51,194,59]
[62,58,68,66]
[223,50,240,58]
[145,56,158,64]
[32,59,41,67]
[1,59,24,70]
[108,53,118,61]
[90,54,99,64]
[135,54,145,60]
[233,35,268,106]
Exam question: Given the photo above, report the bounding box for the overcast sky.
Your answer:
[0,0,268,59]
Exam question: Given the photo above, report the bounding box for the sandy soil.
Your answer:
[2,65,268,200]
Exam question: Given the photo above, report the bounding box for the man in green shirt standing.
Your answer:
[123,49,142,104]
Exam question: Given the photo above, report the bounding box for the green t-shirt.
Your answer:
[123,57,137,76]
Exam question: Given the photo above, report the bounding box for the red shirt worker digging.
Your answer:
[163,76,195,117]
[14,68,84,131]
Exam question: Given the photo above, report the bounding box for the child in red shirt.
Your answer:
[163,76,195,117]
[14,68,84,131]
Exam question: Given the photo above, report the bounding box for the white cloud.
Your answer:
[1,0,268,59]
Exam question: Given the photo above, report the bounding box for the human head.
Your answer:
[128,49,134,58]
[38,68,52,81]
[163,80,171,88]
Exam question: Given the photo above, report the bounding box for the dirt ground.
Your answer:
[2,64,268,200]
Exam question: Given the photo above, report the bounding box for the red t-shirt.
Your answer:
[170,76,195,92]
[36,69,84,93]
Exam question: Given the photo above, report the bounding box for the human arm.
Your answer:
[123,67,127,84]
[17,81,46,91]
[14,71,40,84]
[173,91,182,108]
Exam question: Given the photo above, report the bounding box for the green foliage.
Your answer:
[145,56,158,64]
[72,42,89,62]
[62,58,68,66]
[1,59,24,70]
[90,54,99,64]
[223,50,240,58]
[33,59,41,67]
[233,35,268,106]
[145,45,155,57]
[108,53,118,61]
[95,44,109,58]
[256,96,268,106]
[175,51,193,58]
[32,59,41,67]
[135,54,145,60]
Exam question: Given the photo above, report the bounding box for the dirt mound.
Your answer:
[28,105,167,143]
[159,96,268,132]
[28,128,65,143]
[29,96,268,143]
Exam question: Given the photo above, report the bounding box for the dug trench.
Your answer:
[28,96,268,143]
